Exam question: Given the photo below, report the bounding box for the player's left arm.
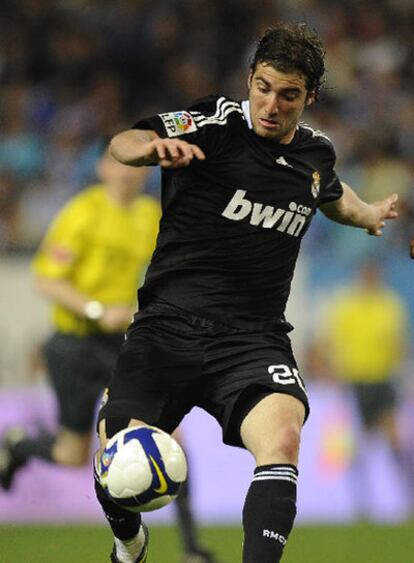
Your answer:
[320,181,398,236]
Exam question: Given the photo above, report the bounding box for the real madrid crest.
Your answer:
[311,171,320,199]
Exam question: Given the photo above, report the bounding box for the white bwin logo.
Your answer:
[222,190,310,236]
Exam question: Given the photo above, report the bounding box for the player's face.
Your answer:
[98,154,149,195]
[248,63,315,143]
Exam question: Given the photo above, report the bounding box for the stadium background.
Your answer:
[0,1,413,561]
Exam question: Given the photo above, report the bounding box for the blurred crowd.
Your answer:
[0,0,413,254]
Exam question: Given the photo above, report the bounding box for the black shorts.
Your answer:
[98,300,309,448]
[43,331,124,433]
[352,381,397,428]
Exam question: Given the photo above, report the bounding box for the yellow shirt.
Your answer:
[32,184,161,335]
[326,287,406,383]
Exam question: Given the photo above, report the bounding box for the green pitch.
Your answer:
[1,522,413,562]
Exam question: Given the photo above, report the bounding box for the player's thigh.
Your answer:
[201,331,309,450]
[98,319,202,447]
[240,392,305,464]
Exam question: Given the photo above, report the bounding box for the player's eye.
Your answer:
[283,93,299,101]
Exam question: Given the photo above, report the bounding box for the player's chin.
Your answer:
[254,124,284,141]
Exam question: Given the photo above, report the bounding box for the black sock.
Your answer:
[12,432,55,463]
[94,467,141,540]
[242,464,298,563]
[174,471,200,553]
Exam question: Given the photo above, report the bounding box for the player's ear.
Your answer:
[247,69,253,90]
[305,90,316,106]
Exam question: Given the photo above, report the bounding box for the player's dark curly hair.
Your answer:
[250,22,326,96]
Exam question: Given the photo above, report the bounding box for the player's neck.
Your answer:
[106,184,137,207]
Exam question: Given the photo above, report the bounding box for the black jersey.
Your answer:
[134,96,342,330]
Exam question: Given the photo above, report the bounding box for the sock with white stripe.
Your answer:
[242,464,298,563]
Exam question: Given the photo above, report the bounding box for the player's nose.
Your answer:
[265,95,279,116]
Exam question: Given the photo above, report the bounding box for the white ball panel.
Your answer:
[153,432,187,482]
[107,439,153,498]
[106,465,124,496]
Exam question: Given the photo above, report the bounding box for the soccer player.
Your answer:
[0,151,216,563]
[94,23,399,563]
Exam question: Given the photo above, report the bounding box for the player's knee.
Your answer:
[276,424,301,461]
[51,429,92,466]
[53,441,90,466]
[255,423,301,465]
[70,449,90,466]
[98,417,148,460]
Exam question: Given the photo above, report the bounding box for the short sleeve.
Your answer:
[134,111,198,140]
[320,169,343,204]
[32,195,93,279]
[318,139,343,205]
[133,96,244,158]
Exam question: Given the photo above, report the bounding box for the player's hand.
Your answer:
[366,193,398,236]
[410,236,414,259]
[147,138,205,168]
[99,305,133,332]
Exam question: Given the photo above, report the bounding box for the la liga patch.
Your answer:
[160,111,197,137]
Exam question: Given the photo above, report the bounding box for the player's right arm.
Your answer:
[34,272,133,332]
[109,129,205,169]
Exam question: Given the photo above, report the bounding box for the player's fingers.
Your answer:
[166,143,181,160]
[174,156,192,168]
[155,140,204,165]
[366,224,383,236]
[387,210,398,219]
[176,143,195,161]
[159,158,176,168]
[173,141,199,162]
[190,144,206,160]
[154,139,183,161]
[154,141,166,161]
[372,228,382,236]
[170,142,204,163]
[159,156,191,169]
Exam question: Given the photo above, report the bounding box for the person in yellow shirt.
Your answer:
[0,151,216,563]
[0,151,160,475]
[324,261,407,448]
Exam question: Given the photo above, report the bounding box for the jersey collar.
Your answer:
[241,100,252,129]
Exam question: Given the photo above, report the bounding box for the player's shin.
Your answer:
[242,464,298,562]
[93,456,144,555]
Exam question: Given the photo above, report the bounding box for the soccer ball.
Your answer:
[99,425,187,512]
